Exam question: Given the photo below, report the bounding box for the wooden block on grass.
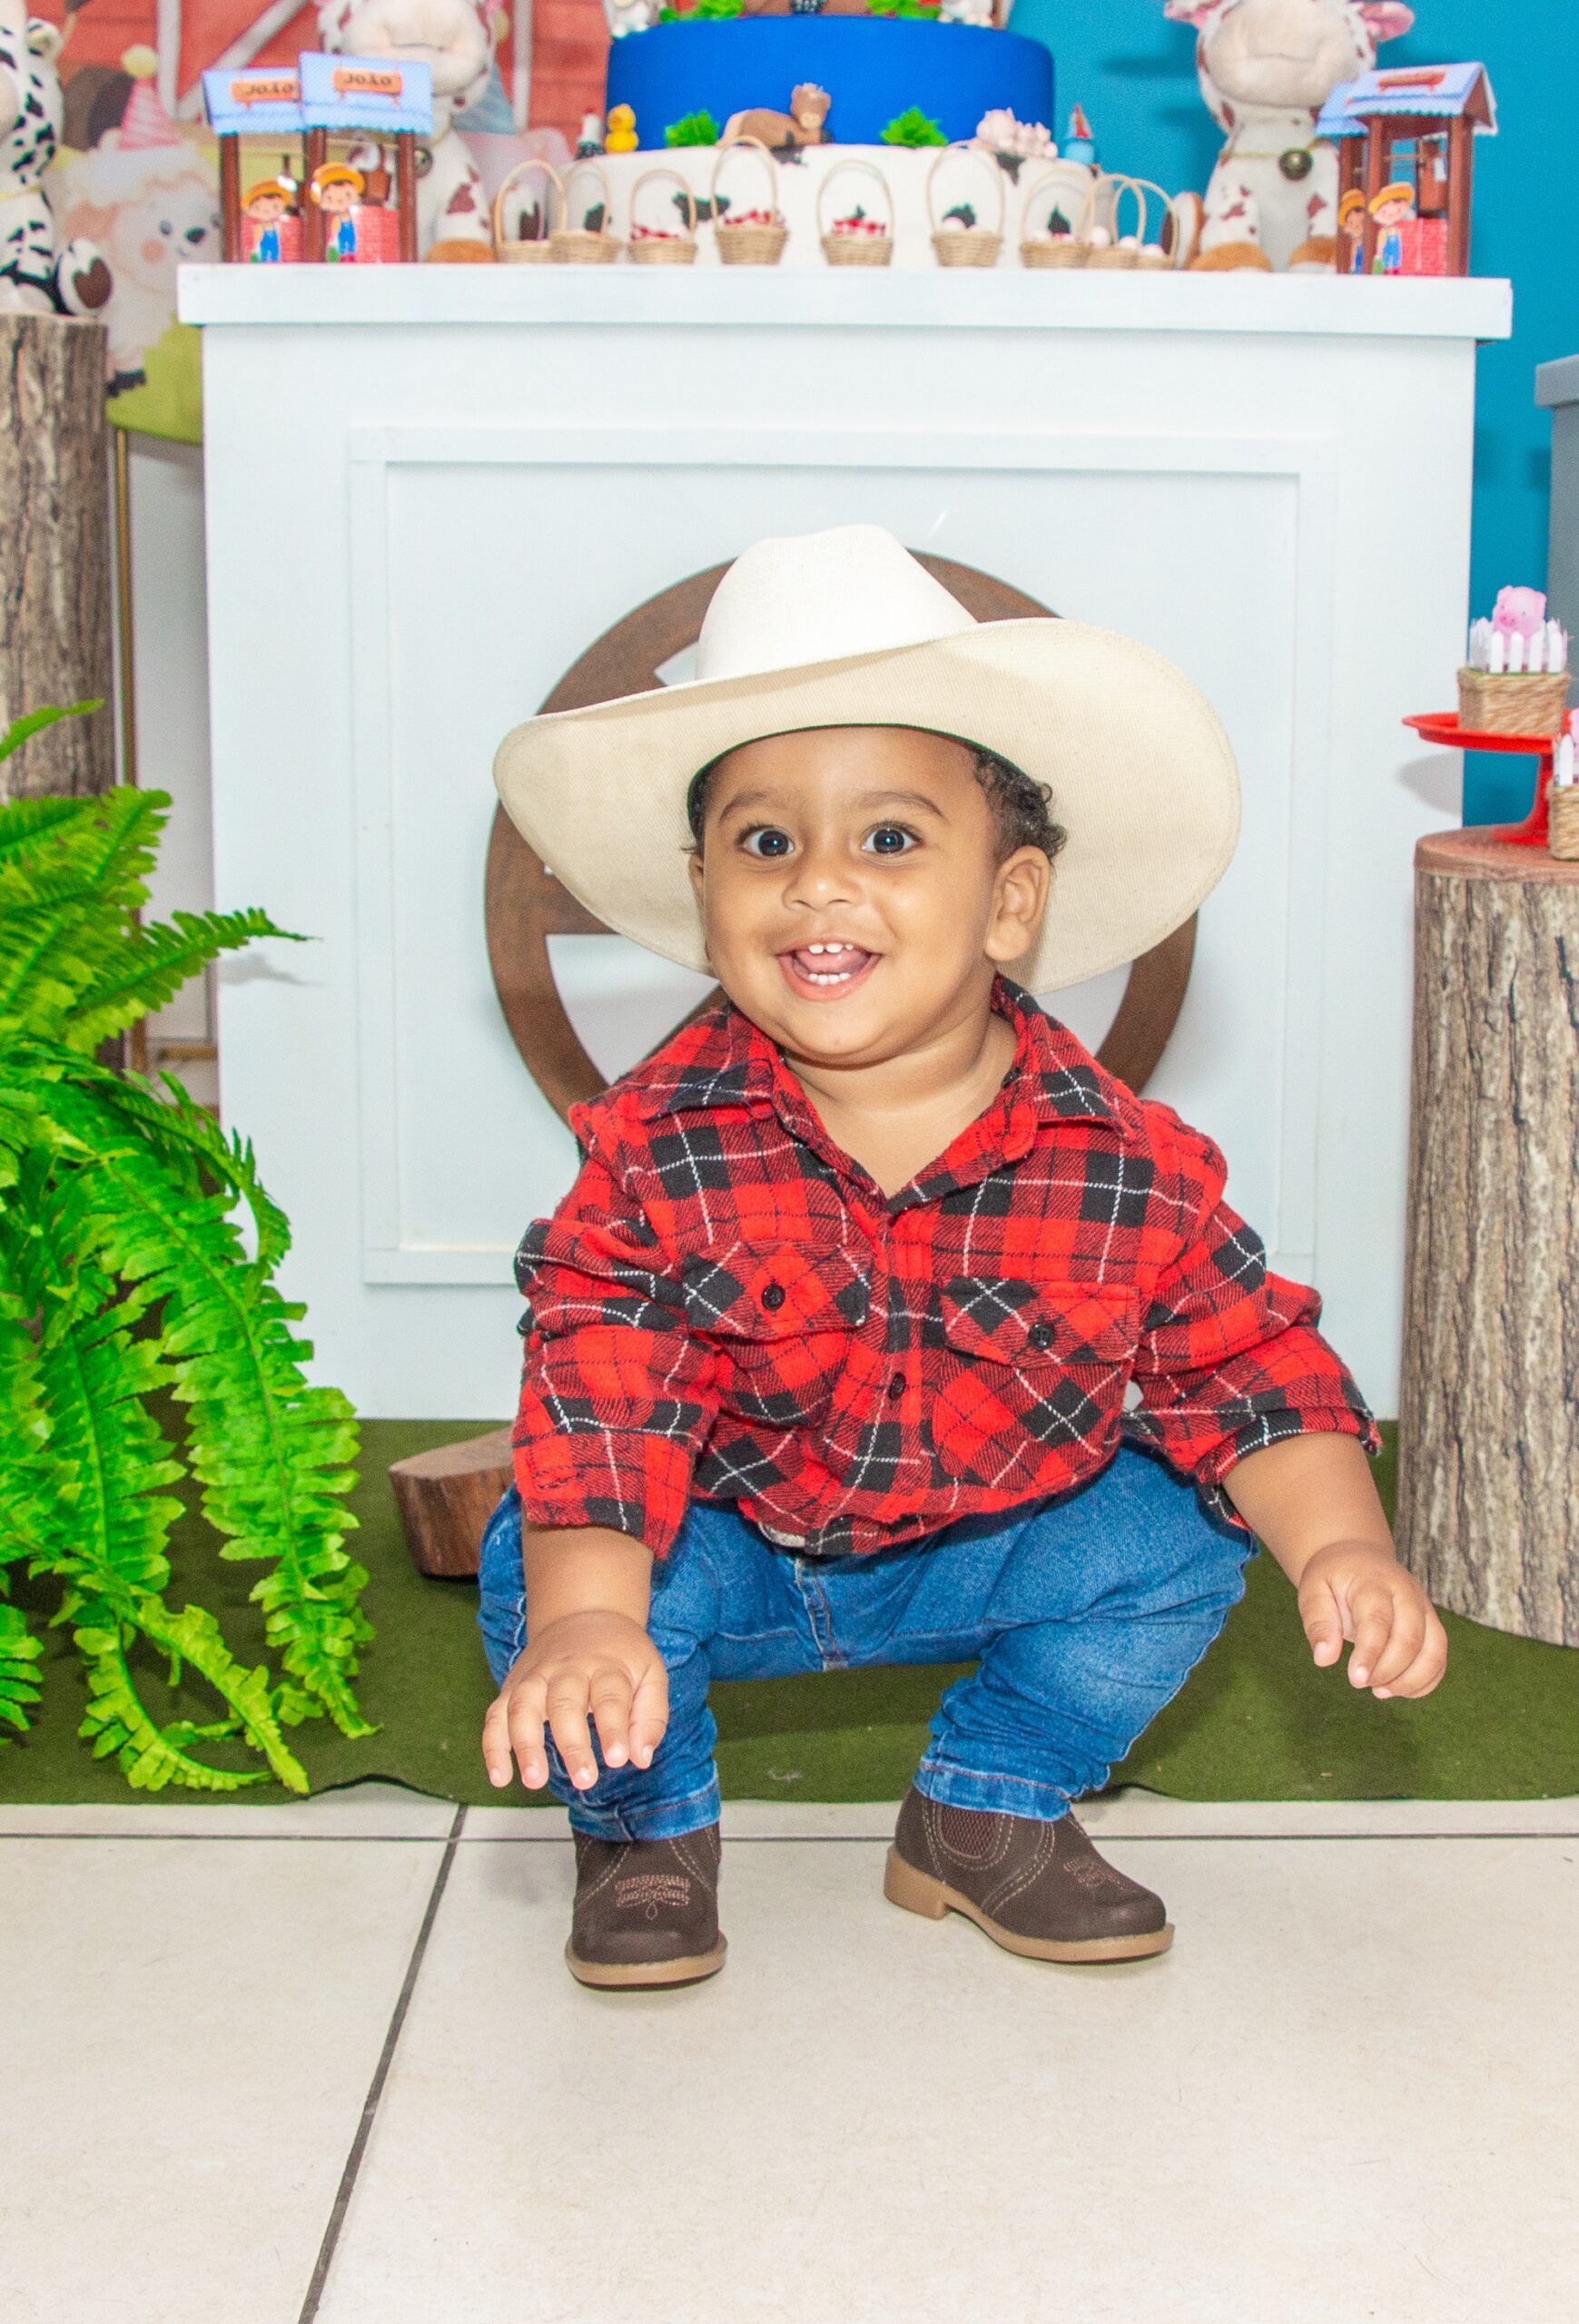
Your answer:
[390,1427,514,1578]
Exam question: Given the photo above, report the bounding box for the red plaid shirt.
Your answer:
[512,977,1377,1559]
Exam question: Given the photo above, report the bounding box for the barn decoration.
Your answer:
[203,52,430,261]
[1317,60,1495,276]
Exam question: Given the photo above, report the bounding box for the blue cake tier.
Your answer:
[606,19,1054,151]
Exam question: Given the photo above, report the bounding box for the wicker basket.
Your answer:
[1550,782,1579,862]
[1122,178,1179,271]
[552,158,622,262]
[492,158,561,262]
[817,156,893,266]
[711,138,788,265]
[1457,667,1570,737]
[927,143,1004,269]
[1018,164,1095,268]
[627,165,698,265]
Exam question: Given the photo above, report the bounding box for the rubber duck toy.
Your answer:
[606,103,639,153]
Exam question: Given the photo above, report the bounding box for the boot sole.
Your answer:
[883,1847,1173,1964]
[565,1935,727,1990]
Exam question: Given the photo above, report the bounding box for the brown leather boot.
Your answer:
[566,1825,726,1989]
[885,1787,1171,1964]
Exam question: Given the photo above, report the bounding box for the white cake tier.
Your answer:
[536,147,1158,273]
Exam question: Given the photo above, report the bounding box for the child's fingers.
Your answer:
[1346,1588,1396,1688]
[1363,1593,1426,1691]
[1298,1577,1345,1666]
[627,1656,670,1770]
[1376,1606,1449,1699]
[545,1671,600,1789]
[506,1674,551,1788]
[481,1691,517,1788]
[588,1667,635,1769]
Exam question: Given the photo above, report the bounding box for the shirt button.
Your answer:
[760,1281,785,1311]
[1028,1321,1056,1352]
[887,1373,904,1401]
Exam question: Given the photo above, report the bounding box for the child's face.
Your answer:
[322,182,354,216]
[1375,197,1410,227]
[686,725,1051,1070]
[249,194,285,223]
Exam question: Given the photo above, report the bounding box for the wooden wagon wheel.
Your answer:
[484,555,1195,1121]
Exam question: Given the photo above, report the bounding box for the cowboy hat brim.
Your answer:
[492,616,1240,994]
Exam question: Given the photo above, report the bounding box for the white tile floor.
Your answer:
[5,1786,1576,2324]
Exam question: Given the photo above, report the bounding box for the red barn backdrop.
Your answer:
[42,0,609,149]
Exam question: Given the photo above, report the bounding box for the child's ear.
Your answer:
[984,845,1051,965]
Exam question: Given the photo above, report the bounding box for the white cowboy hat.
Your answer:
[493,525,1240,992]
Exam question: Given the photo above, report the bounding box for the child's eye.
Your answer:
[740,825,793,859]
[864,823,918,855]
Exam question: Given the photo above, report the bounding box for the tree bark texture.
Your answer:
[1396,831,1579,1645]
[389,1426,515,1579]
[0,315,114,798]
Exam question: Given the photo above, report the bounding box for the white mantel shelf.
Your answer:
[181,263,1511,340]
[191,248,1506,1419]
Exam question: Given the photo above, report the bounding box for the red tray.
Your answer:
[1404,712,1558,847]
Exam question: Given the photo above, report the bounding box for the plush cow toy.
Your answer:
[0,1,109,316]
[1162,0,1414,270]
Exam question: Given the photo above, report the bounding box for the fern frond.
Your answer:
[0,788,168,1040]
[48,1085,371,1737]
[69,907,294,1055]
[74,1603,306,1794]
[0,1600,43,1736]
[0,702,102,769]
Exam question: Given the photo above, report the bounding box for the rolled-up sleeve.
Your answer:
[1124,1113,1379,1519]
[512,1140,717,1558]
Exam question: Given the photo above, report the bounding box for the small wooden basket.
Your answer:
[627,166,698,265]
[817,157,893,266]
[1120,178,1179,271]
[492,158,561,263]
[1083,173,1154,270]
[711,137,788,265]
[927,143,1004,269]
[1018,165,1093,268]
[1457,666,1571,738]
[552,157,622,262]
[1549,782,1579,862]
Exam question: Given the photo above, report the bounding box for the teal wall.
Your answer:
[1010,0,1579,822]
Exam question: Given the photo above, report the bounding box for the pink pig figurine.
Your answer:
[1492,586,1547,639]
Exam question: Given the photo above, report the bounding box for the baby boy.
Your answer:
[480,526,1446,1987]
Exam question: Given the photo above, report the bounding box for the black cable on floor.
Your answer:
[297,1801,466,2321]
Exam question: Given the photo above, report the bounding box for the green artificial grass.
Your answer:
[4,1422,1577,1807]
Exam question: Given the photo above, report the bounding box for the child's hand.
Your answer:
[1296,1541,1448,1699]
[482,1610,669,1791]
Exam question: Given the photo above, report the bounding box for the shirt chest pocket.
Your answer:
[680,1239,871,1430]
[929,1274,1139,1491]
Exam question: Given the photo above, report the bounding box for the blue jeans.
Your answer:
[478,1445,1252,1841]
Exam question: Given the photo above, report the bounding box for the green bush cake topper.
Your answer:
[881,107,948,148]
[666,110,721,146]
[0,706,371,1795]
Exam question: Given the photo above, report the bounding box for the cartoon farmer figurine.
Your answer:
[1337,188,1366,274]
[243,176,295,262]
[1368,179,1416,275]
[311,162,364,261]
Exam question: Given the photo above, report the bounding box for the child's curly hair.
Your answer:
[686,737,1068,865]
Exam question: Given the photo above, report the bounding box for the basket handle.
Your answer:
[560,154,615,234]
[1121,175,1179,254]
[926,140,1007,238]
[815,155,893,239]
[630,164,697,238]
[710,133,781,222]
[1017,161,1090,242]
[493,157,562,250]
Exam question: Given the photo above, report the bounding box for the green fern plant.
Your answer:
[0,706,371,1796]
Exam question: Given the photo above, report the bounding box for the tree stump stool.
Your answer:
[389,1427,514,1579]
[1396,831,1579,1645]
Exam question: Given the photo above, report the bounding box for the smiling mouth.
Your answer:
[777,941,881,998]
